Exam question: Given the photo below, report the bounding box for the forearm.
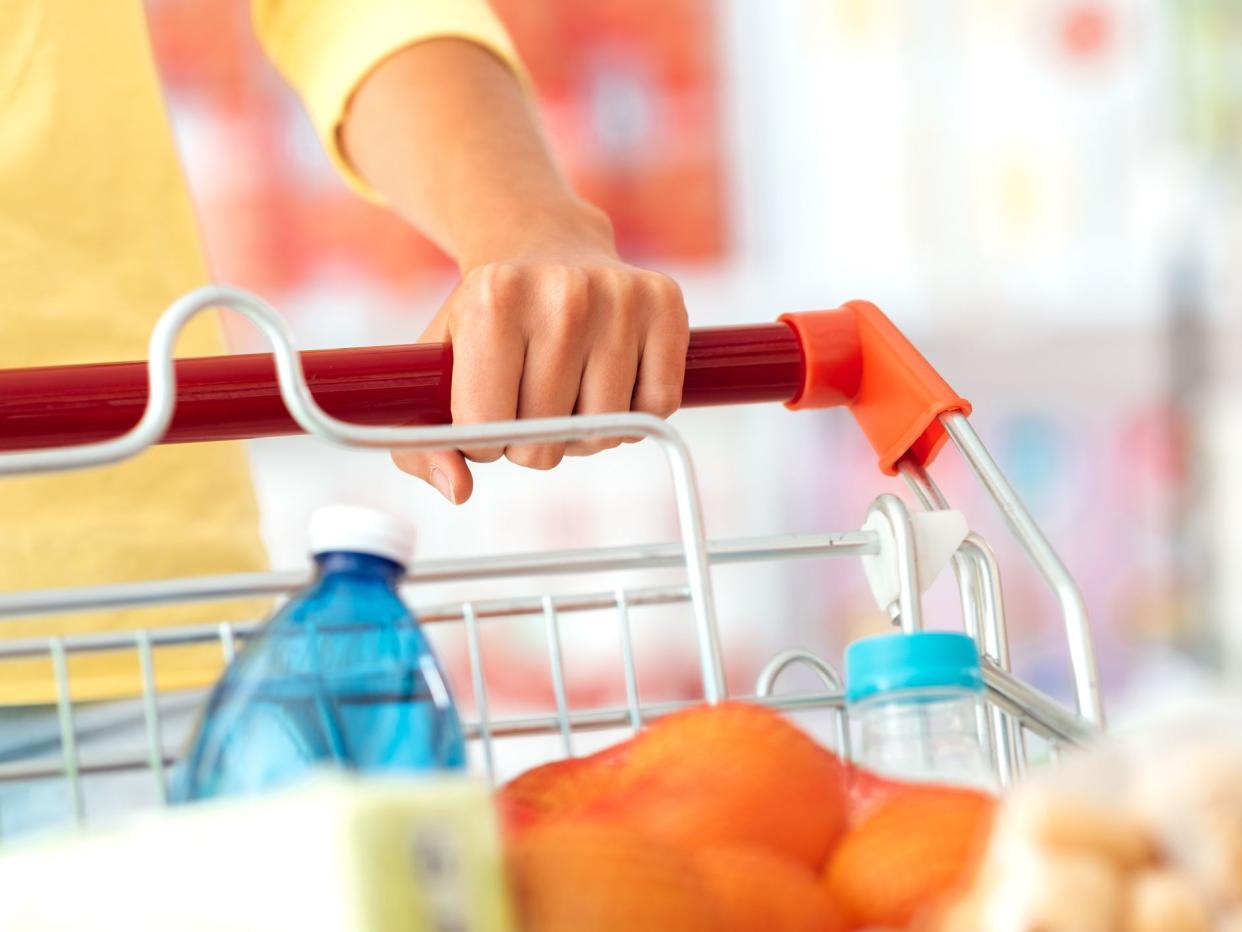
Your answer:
[337,35,686,504]
[341,38,614,271]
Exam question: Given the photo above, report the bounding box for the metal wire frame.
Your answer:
[0,518,1094,827]
[938,415,1102,725]
[898,433,1105,771]
[0,533,877,622]
[0,284,1102,827]
[0,530,862,788]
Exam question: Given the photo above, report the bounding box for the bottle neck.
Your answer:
[313,551,406,585]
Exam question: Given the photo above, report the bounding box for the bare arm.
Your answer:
[341,39,688,504]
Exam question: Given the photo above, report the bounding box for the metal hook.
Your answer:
[755,648,850,758]
[755,648,844,697]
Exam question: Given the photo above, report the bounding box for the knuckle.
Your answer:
[596,264,633,297]
[551,264,590,302]
[474,262,523,311]
[529,263,587,313]
[640,384,682,418]
[612,277,641,314]
[642,270,683,305]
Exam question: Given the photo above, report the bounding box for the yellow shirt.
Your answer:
[0,0,522,702]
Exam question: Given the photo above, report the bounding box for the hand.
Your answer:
[391,204,689,504]
[338,38,687,502]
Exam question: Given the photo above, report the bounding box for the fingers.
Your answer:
[504,266,591,468]
[631,272,689,425]
[391,447,474,504]
[565,270,683,455]
[449,265,526,463]
[392,259,688,502]
[566,320,639,456]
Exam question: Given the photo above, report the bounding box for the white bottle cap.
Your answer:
[307,505,415,567]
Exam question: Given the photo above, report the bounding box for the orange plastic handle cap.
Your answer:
[779,302,972,475]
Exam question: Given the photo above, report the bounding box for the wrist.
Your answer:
[456,196,617,272]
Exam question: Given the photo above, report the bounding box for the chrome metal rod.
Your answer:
[961,536,1012,668]
[0,683,1086,787]
[465,685,1089,753]
[981,660,1096,745]
[659,424,725,703]
[614,590,644,733]
[0,532,876,621]
[0,572,304,621]
[459,693,850,742]
[461,603,495,783]
[902,465,998,776]
[960,534,1025,780]
[755,648,843,696]
[49,639,84,824]
[901,459,1025,784]
[217,622,237,664]
[0,692,849,784]
[899,459,981,632]
[410,532,876,583]
[135,631,167,804]
[0,755,181,784]
[0,585,693,660]
[869,494,924,631]
[541,596,574,757]
[942,413,1103,724]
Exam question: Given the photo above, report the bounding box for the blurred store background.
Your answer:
[143,0,1242,732]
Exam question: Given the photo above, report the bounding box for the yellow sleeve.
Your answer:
[251,0,529,202]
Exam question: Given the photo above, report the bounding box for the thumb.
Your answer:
[391,448,475,505]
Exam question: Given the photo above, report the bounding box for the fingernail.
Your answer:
[429,466,455,503]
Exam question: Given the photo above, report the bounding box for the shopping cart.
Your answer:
[0,285,1102,832]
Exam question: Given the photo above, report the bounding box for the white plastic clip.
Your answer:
[861,507,969,612]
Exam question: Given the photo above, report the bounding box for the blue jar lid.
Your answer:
[845,631,983,703]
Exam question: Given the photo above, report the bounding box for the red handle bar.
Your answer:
[0,301,969,475]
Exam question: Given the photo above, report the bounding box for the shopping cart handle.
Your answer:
[781,301,971,473]
[0,301,968,473]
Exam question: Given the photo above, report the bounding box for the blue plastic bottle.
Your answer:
[175,505,465,801]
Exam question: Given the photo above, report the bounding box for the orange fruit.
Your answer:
[615,703,848,869]
[497,742,630,834]
[823,785,996,929]
[845,765,919,824]
[696,845,846,932]
[506,820,720,932]
[498,703,849,870]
